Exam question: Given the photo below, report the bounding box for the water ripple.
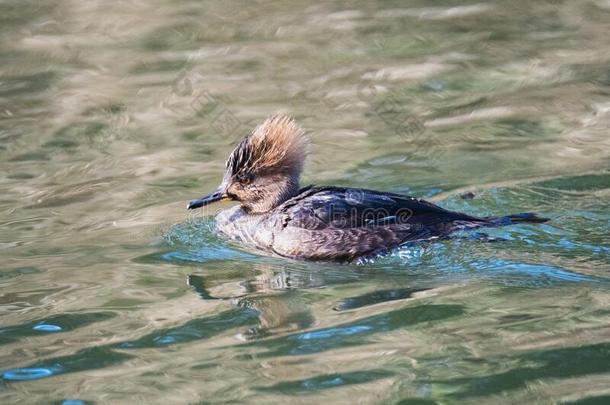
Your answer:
[2,366,61,381]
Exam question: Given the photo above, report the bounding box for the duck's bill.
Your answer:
[187,190,229,209]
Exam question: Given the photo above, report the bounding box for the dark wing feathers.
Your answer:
[275,186,485,260]
[280,186,480,231]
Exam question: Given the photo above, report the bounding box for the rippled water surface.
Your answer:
[1,1,610,403]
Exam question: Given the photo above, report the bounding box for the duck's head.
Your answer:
[187,114,307,214]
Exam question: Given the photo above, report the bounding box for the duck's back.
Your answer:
[269,186,485,261]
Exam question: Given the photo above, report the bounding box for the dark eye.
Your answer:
[237,174,252,185]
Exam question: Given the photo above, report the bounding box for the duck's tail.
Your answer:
[484,212,549,226]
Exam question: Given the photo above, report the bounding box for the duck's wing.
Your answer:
[274,186,483,260]
[280,186,480,231]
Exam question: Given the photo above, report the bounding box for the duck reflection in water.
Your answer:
[187,262,430,340]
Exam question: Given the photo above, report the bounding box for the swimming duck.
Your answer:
[187,114,547,262]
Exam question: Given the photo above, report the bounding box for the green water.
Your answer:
[1,0,610,403]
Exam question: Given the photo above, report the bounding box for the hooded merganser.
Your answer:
[187,114,548,262]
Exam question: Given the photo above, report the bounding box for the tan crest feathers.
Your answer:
[227,114,307,177]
